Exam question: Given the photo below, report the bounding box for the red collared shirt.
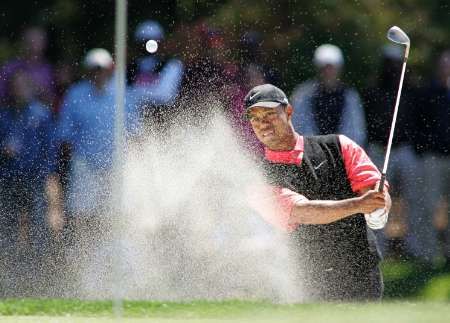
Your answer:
[252,133,383,232]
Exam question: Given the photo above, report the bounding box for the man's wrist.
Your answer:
[344,196,361,215]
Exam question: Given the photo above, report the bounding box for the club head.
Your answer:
[387,26,410,46]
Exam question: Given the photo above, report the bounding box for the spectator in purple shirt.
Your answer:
[0,26,55,107]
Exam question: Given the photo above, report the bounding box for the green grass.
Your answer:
[0,299,450,323]
[1,260,450,322]
[381,259,449,299]
[421,275,450,301]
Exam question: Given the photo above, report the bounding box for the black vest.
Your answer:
[263,135,381,299]
[312,84,346,135]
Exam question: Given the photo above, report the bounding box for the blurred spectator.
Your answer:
[416,50,450,268]
[363,45,427,264]
[130,20,184,128]
[184,22,214,86]
[290,44,366,146]
[52,61,84,218]
[132,19,166,85]
[52,61,76,116]
[180,22,234,98]
[52,48,183,235]
[0,68,55,257]
[240,30,281,86]
[0,26,55,106]
[225,63,267,159]
[221,30,282,158]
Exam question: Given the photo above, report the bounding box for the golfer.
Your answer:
[245,84,391,301]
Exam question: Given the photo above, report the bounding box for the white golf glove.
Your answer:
[365,208,389,230]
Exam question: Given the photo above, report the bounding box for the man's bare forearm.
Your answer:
[288,190,387,225]
[289,198,360,225]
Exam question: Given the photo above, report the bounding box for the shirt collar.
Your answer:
[264,133,304,165]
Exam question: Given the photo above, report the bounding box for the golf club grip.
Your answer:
[378,174,386,192]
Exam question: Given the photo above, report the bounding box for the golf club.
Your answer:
[378,26,411,192]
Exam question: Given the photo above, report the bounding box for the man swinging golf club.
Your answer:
[246,83,391,301]
[246,26,409,301]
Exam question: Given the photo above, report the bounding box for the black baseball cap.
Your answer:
[244,84,289,112]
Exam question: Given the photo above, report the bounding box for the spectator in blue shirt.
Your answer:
[132,20,166,86]
[131,20,185,129]
[52,48,183,239]
[0,68,55,257]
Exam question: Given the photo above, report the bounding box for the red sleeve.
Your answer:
[247,185,305,232]
[339,134,385,193]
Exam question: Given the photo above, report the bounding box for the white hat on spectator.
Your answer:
[313,44,344,68]
[134,20,164,42]
[84,48,113,69]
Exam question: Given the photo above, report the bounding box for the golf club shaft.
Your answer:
[379,57,408,192]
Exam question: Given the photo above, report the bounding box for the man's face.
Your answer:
[247,105,292,149]
[88,67,113,88]
[318,64,340,85]
[23,27,47,57]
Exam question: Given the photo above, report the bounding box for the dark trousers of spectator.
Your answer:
[0,176,50,296]
[0,177,49,253]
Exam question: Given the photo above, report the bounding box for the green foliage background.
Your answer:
[0,0,449,92]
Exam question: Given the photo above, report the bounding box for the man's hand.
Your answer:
[355,190,388,214]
